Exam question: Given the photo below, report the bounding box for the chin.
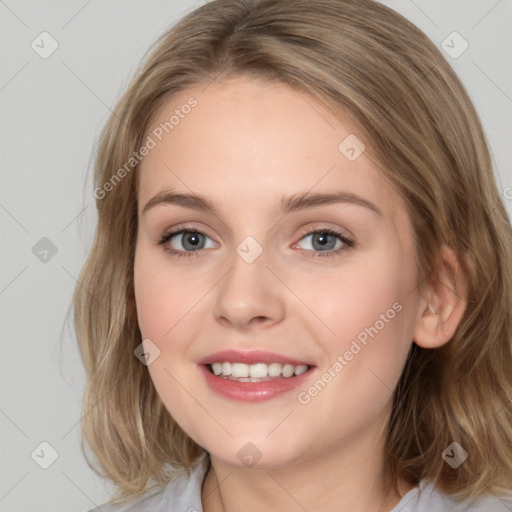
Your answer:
[202,433,306,470]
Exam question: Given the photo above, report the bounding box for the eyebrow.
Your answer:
[142,188,383,217]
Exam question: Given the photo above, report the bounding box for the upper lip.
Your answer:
[197,349,313,366]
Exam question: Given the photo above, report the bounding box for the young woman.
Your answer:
[74,1,512,510]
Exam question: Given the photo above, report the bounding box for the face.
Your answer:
[134,76,423,469]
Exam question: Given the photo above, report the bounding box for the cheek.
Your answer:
[301,254,411,342]
[133,247,195,340]
[133,247,208,440]
[288,280,414,439]
[309,252,416,385]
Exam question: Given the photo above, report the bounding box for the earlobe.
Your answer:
[413,245,468,349]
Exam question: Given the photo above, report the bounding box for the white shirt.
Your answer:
[87,453,512,511]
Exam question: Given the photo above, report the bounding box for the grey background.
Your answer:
[0,1,511,510]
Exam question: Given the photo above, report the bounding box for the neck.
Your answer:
[201,422,414,512]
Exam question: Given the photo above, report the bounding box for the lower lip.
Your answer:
[198,364,314,402]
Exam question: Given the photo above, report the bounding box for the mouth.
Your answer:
[197,350,316,402]
[205,361,312,382]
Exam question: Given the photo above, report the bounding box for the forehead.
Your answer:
[137,77,402,221]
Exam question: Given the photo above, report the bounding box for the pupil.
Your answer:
[184,232,202,250]
[313,232,335,250]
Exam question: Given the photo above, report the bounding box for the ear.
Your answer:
[413,245,468,349]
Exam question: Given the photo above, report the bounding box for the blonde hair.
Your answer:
[72,0,512,505]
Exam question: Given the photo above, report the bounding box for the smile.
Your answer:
[207,362,310,381]
[197,350,315,402]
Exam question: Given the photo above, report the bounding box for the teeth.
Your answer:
[231,363,250,378]
[249,363,268,378]
[208,362,309,379]
[282,364,295,378]
[268,362,282,377]
[294,364,308,376]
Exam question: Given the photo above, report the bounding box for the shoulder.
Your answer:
[393,479,512,512]
[85,453,209,512]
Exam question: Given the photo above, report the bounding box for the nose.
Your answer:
[212,246,286,331]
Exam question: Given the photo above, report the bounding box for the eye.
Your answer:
[158,228,217,257]
[158,225,354,259]
[292,226,354,258]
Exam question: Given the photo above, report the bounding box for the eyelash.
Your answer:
[157,225,354,259]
